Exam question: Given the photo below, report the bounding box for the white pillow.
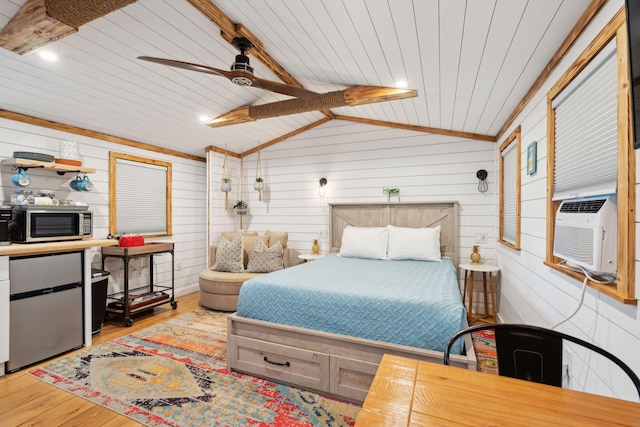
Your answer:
[339,227,389,260]
[387,225,441,261]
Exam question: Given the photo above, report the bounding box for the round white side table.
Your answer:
[459,263,500,325]
[298,253,324,262]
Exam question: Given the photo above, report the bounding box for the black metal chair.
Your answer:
[443,323,640,399]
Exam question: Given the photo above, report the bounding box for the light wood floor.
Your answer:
[0,291,204,427]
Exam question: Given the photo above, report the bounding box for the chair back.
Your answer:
[444,323,640,399]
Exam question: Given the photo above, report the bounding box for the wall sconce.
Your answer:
[318,178,328,198]
[476,169,488,193]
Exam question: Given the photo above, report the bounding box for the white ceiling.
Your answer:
[0,0,592,158]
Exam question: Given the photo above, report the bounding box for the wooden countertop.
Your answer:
[0,239,117,257]
[356,354,640,426]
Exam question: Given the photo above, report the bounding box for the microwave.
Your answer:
[9,207,93,243]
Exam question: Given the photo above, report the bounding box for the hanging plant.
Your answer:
[221,151,232,209]
[221,177,232,192]
[254,150,264,201]
[233,200,248,215]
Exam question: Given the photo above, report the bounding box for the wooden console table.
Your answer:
[101,242,176,326]
[355,354,640,426]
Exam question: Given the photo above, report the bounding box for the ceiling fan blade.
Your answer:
[251,76,318,100]
[207,86,417,127]
[137,56,232,79]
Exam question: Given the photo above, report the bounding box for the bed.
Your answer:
[226,202,476,403]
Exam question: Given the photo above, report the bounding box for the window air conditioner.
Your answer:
[553,196,617,274]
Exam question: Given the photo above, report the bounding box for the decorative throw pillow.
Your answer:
[241,235,270,268]
[338,226,389,260]
[212,234,244,272]
[387,225,441,261]
[264,230,288,249]
[246,240,284,273]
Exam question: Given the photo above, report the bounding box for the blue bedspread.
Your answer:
[237,254,467,354]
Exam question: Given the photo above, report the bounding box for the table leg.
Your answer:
[462,270,469,304]
[468,271,475,323]
[489,273,497,322]
[482,272,489,318]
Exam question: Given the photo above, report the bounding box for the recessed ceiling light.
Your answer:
[395,80,408,88]
[38,50,58,61]
[198,114,210,123]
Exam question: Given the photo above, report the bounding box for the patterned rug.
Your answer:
[471,328,498,374]
[29,310,360,426]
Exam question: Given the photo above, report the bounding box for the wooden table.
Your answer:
[355,354,640,426]
[459,262,499,324]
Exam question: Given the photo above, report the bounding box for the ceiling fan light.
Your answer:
[230,54,253,73]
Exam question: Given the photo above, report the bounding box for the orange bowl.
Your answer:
[55,158,82,167]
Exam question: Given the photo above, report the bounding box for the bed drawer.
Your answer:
[232,335,331,393]
[331,355,379,402]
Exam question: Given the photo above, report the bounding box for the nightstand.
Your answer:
[298,253,324,262]
[459,263,499,325]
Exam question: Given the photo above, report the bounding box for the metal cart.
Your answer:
[101,242,176,327]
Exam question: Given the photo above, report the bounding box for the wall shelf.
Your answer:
[1,158,95,174]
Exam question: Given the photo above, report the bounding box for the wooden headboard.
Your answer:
[329,202,458,261]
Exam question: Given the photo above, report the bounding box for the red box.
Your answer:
[119,235,145,247]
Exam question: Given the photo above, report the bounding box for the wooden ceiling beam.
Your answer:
[0,0,76,54]
[207,87,417,128]
[0,0,137,54]
[334,115,496,143]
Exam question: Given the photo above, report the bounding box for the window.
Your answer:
[499,126,521,250]
[545,12,635,304]
[109,151,172,237]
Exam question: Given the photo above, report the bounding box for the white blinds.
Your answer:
[552,38,618,201]
[115,158,168,235]
[502,141,517,245]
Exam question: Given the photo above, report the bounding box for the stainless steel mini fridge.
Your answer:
[7,251,84,372]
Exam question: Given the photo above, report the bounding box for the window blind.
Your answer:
[502,141,518,244]
[115,158,168,235]
[552,38,618,201]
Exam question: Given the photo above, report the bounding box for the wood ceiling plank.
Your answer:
[476,1,565,134]
[495,0,607,140]
[449,0,495,133]
[385,0,424,126]
[412,0,441,128]
[438,0,466,131]
[0,108,206,162]
[462,0,528,134]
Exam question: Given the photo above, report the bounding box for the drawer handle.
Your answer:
[263,356,290,367]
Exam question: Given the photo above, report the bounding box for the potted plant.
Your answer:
[383,187,400,202]
[254,177,264,190]
[221,177,232,193]
[233,200,248,215]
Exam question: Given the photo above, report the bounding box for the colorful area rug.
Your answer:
[29,310,360,426]
[471,328,498,374]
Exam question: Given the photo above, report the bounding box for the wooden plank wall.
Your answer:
[208,119,496,272]
[494,0,640,402]
[0,117,207,296]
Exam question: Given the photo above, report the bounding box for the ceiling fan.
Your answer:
[139,37,319,100]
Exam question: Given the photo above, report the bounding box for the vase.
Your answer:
[312,239,319,255]
[254,180,264,191]
[470,245,481,264]
[235,207,247,216]
[221,181,231,192]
